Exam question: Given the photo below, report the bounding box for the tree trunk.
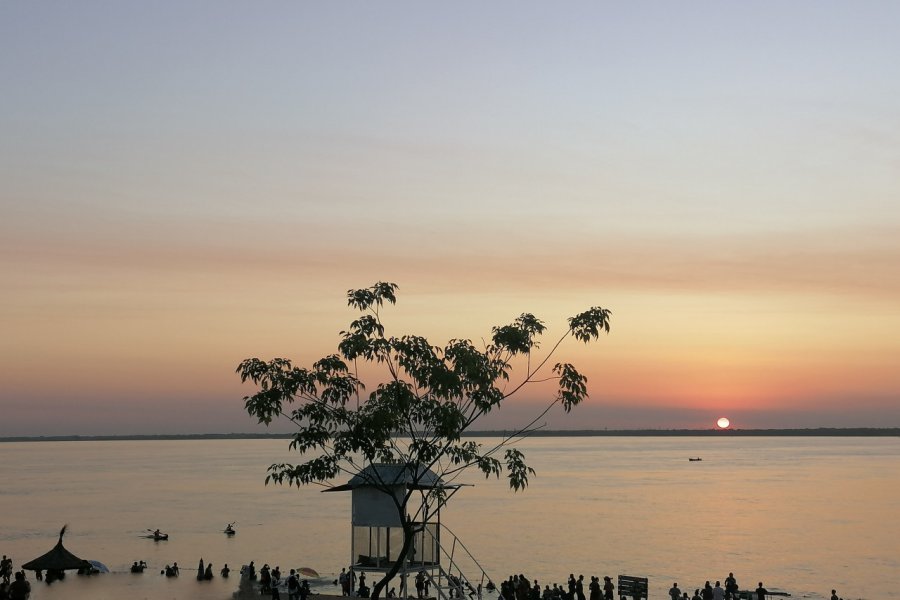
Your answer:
[371,520,416,600]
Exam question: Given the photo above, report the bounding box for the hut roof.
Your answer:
[21,526,89,572]
[324,463,459,492]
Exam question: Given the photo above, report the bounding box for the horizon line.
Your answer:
[2,427,899,442]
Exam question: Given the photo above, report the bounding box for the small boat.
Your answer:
[688,457,702,461]
[145,530,169,541]
[224,522,236,536]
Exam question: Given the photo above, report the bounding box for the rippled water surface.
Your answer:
[1,437,897,600]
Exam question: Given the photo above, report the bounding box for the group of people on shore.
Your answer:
[667,574,765,600]
[241,560,313,600]
[489,572,782,600]
[489,572,618,600]
[340,567,367,597]
[339,566,404,598]
[0,556,31,600]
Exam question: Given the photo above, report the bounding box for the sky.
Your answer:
[2,2,899,436]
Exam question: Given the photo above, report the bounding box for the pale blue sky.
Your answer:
[5,2,898,227]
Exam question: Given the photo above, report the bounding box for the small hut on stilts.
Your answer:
[325,463,491,600]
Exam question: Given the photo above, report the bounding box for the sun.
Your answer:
[716,417,730,429]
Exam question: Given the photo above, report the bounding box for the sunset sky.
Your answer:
[2,3,899,436]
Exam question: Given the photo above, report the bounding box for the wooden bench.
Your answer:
[618,575,649,600]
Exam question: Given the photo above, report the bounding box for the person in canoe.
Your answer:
[225,523,236,535]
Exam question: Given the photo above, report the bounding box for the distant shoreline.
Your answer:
[1,427,898,442]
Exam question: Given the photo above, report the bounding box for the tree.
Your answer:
[237,282,611,600]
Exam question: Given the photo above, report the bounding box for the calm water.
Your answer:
[0,437,897,600]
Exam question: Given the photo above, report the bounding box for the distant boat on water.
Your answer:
[688,457,702,461]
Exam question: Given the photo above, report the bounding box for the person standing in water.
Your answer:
[713,582,725,600]
[9,571,31,600]
[724,574,737,600]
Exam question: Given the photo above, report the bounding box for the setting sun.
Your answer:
[717,417,730,429]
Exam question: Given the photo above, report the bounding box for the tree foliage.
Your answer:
[237,282,611,598]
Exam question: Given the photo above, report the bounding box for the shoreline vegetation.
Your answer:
[1,428,898,442]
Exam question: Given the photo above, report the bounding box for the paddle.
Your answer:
[144,528,167,539]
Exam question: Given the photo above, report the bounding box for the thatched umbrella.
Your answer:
[22,525,89,572]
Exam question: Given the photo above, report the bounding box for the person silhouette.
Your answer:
[9,571,30,600]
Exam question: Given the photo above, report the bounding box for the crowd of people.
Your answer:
[0,555,851,600]
[240,560,315,600]
[326,568,838,600]
[486,572,769,600]
[666,574,755,600]
[482,572,846,600]
[457,571,845,600]
[489,572,619,600]
[0,556,31,600]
